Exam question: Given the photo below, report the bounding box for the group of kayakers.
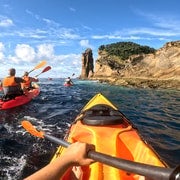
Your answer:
[0,68,38,100]
[0,67,74,100]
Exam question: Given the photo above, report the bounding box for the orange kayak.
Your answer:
[51,93,167,180]
[0,83,40,110]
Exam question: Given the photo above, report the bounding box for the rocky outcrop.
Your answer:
[92,41,180,89]
[80,48,94,79]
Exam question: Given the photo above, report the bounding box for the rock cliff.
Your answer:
[92,41,180,89]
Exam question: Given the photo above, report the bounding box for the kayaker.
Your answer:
[21,71,39,90]
[65,77,73,85]
[24,142,95,180]
[2,68,25,100]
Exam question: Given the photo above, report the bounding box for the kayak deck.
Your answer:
[0,83,40,110]
[51,93,167,180]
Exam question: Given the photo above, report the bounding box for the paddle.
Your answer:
[28,60,47,74]
[35,66,51,77]
[21,120,180,180]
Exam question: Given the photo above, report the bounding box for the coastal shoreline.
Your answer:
[89,77,180,90]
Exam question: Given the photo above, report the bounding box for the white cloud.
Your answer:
[7,55,21,64]
[124,28,179,37]
[81,24,92,31]
[91,11,180,42]
[48,53,81,78]
[16,29,47,39]
[53,53,81,65]
[80,39,93,49]
[132,10,180,35]
[154,18,180,32]
[37,44,54,59]
[92,35,118,39]
[0,42,4,50]
[69,7,76,12]
[0,42,82,78]
[92,26,180,41]
[0,42,5,60]
[91,34,139,40]
[56,28,80,40]
[15,44,36,62]
[0,16,13,27]
[26,9,40,21]
[42,18,60,27]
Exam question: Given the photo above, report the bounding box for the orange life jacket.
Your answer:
[22,76,31,88]
[2,76,18,87]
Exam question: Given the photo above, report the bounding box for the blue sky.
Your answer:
[0,0,179,78]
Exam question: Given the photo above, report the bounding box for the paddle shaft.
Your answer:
[44,134,179,180]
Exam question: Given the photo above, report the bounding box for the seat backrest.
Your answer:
[82,104,124,126]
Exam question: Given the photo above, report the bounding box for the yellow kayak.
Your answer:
[51,93,168,180]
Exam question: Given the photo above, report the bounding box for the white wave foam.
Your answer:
[1,155,27,180]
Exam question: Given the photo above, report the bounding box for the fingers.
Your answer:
[86,143,95,153]
[64,142,95,166]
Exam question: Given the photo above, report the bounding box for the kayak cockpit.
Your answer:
[78,104,125,126]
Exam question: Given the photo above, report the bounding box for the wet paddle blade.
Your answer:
[28,60,47,74]
[34,60,47,70]
[35,66,51,77]
[21,120,44,138]
[42,66,51,73]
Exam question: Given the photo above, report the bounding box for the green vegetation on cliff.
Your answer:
[99,42,156,60]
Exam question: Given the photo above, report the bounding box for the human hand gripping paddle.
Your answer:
[35,66,51,77]
[21,120,180,180]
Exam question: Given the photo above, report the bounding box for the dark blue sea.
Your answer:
[0,78,179,180]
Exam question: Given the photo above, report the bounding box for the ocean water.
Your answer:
[0,78,179,180]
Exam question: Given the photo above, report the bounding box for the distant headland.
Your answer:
[80,41,180,90]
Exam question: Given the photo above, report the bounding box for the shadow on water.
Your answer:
[0,78,179,179]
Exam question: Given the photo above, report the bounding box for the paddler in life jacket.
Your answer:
[21,71,39,90]
[2,68,25,100]
[64,77,73,85]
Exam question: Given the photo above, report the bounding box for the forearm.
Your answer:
[24,142,95,180]
[24,155,73,180]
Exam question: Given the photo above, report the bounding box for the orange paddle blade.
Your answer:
[21,120,44,138]
[28,60,47,74]
[34,60,47,70]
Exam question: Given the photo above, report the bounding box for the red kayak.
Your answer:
[64,83,73,87]
[0,83,40,110]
